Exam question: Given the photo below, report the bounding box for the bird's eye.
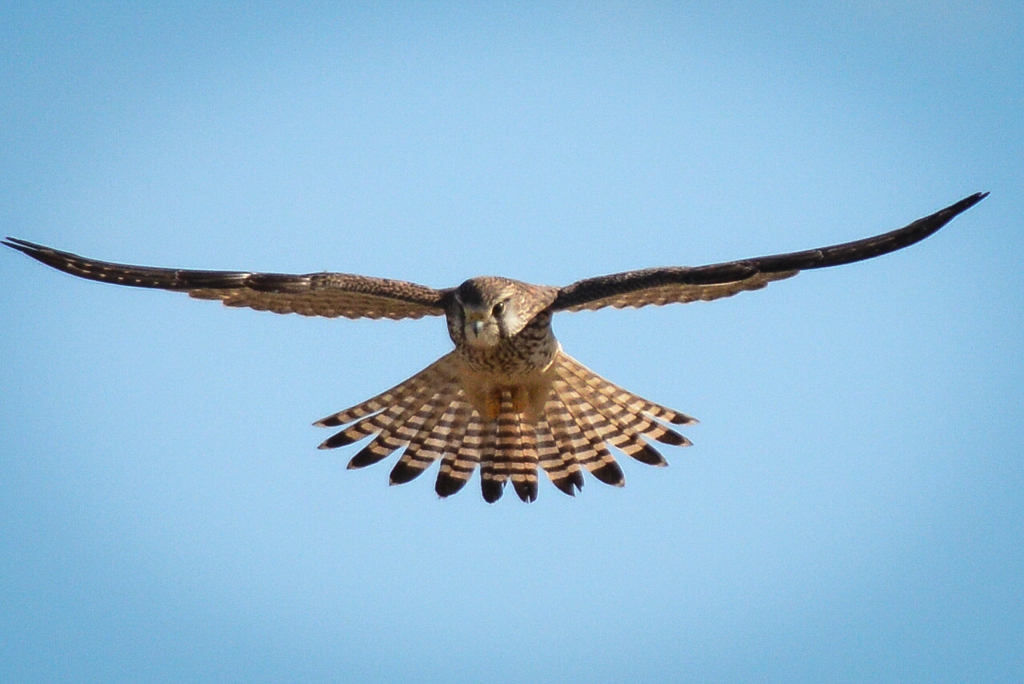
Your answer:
[491,301,505,317]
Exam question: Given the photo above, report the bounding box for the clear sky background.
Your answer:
[1,3,1021,682]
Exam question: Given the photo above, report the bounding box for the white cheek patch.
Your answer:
[497,307,524,337]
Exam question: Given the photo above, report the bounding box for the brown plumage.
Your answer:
[3,193,987,502]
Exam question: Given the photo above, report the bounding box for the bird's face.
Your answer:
[461,299,510,348]
[449,277,524,349]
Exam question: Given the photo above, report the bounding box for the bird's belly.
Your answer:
[455,340,559,423]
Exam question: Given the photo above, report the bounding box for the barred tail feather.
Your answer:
[314,350,695,502]
[388,397,460,485]
[544,382,624,486]
[502,393,540,503]
[558,354,698,427]
[314,353,459,429]
[538,351,699,489]
[557,364,669,465]
[435,401,481,497]
[535,417,583,496]
[329,384,437,459]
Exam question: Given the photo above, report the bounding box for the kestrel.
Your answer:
[4,193,986,502]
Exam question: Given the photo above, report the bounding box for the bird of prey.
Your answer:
[4,193,986,503]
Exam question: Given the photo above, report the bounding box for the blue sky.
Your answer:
[1,2,1021,682]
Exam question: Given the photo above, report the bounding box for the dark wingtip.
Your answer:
[949,191,989,216]
[918,192,988,235]
[907,191,988,242]
[3,237,42,254]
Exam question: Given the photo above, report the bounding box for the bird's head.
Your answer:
[445,277,557,349]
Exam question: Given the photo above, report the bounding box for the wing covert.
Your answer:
[2,239,449,320]
[551,192,987,313]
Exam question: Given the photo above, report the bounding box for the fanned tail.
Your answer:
[314,354,458,434]
[315,350,695,502]
[536,353,696,491]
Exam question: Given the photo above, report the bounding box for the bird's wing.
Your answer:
[2,239,449,320]
[550,193,987,313]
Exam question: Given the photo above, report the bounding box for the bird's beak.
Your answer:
[463,310,494,347]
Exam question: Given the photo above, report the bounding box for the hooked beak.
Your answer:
[463,311,494,348]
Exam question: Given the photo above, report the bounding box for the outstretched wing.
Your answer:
[551,193,987,313]
[2,238,449,320]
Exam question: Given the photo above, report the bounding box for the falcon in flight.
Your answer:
[4,193,986,503]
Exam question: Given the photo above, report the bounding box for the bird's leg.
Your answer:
[480,385,542,423]
[483,388,503,422]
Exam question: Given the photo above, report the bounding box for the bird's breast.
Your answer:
[454,322,559,423]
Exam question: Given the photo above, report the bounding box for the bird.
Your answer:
[3,192,987,503]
